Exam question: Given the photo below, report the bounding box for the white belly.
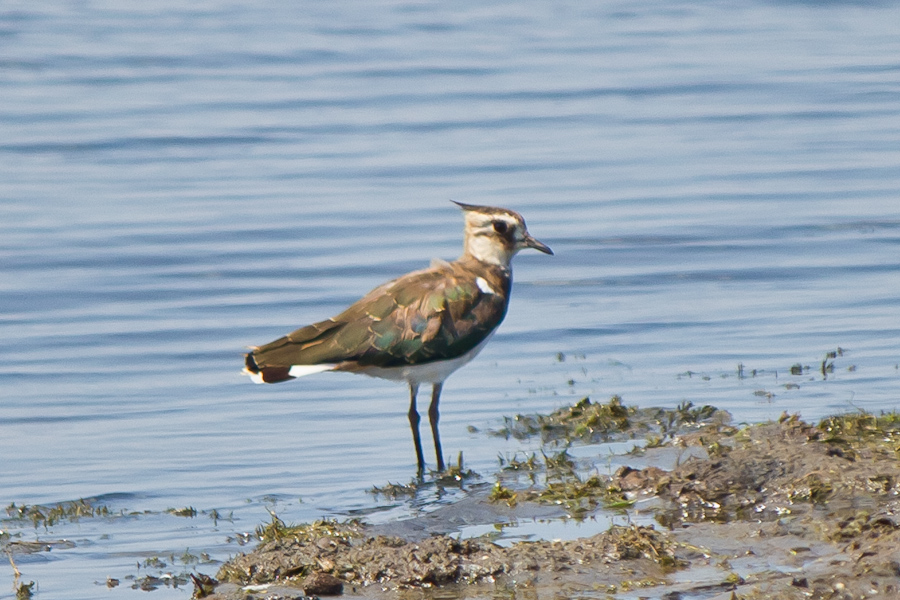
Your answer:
[357,332,495,385]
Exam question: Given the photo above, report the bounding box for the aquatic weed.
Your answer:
[5,499,110,530]
[370,454,480,499]
[490,396,635,444]
[818,410,900,454]
[498,452,539,472]
[487,398,730,518]
[129,572,191,591]
[491,396,726,447]
[190,573,218,598]
[15,581,34,600]
[542,448,576,478]
[529,474,632,518]
[369,481,419,498]
[432,452,479,486]
[255,514,361,545]
[488,482,518,507]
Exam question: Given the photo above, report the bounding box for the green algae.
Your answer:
[818,410,900,454]
[5,499,110,530]
[490,396,726,446]
[369,453,480,500]
[255,514,362,545]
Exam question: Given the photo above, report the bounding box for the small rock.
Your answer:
[618,466,666,491]
[303,572,343,596]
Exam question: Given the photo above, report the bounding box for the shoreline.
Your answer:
[207,399,900,599]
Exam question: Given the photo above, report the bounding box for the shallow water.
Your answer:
[2,0,900,598]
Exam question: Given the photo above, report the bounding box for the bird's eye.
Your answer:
[492,220,509,234]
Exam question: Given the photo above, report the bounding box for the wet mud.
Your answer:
[208,399,900,600]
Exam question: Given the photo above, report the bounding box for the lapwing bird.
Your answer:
[243,202,553,472]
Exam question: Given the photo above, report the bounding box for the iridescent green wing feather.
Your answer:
[344,262,509,368]
[250,262,509,370]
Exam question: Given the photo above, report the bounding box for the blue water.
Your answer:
[2,1,900,598]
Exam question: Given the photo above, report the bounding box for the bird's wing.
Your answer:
[248,262,509,372]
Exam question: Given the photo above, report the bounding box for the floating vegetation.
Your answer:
[179,549,212,565]
[684,347,857,385]
[432,452,479,486]
[821,347,843,377]
[15,580,34,600]
[369,481,419,498]
[369,453,480,499]
[207,508,234,525]
[116,549,219,594]
[542,447,576,476]
[190,573,218,598]
[485,399,727,519]
[4,499,110,529]
[526,447,633,516]
[491,396,725,446]
[488,482,518,507]
[2,500,229,533]
[785,347,850,379]
[142,556,168,570]
[528,474,632,518]
[129,572,191,591]
[6,549,32,600]
[493,450,634,517]
[165,506,198,518]
[498,452,539,472]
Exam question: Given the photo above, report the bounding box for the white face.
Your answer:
[463,211,526,266]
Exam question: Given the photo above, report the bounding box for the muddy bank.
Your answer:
[208,399,900,600]
[216,521,679,598]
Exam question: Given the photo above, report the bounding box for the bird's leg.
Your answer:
[408,383,426,473]
[429,383,445,472]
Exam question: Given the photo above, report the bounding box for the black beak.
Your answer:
[524,233,553,255]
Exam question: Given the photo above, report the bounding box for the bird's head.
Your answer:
[453,201,553,267]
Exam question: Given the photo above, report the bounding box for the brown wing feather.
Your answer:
[245,259,510,378]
